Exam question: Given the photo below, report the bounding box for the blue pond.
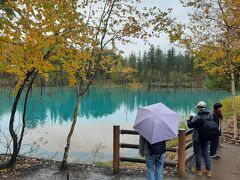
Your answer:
[0,87,230,163]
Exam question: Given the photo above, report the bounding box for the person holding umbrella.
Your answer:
[139,136,166,180]
[133,103,180,180]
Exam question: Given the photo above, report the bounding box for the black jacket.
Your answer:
[187,108,213,142]
[212,111,221,136]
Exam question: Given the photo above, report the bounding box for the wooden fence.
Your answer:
[113,125,194,177]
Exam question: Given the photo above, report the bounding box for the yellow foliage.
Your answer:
[1,0,176,87]
[179,0,240,79]
[128,82,143,89]
[0,0,90,87]
[121,67,137,74]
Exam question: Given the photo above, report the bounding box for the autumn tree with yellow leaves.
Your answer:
[180,0,240,138]
[60,0,178,169]
[0,0,89,168]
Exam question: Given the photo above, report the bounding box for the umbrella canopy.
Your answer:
[133,103,180,144]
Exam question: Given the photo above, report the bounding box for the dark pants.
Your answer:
[193,141,211,171]
[210,135,219,156]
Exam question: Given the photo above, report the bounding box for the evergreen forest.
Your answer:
[0,45,204,90]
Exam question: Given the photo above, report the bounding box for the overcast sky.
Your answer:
[117,0,190,57]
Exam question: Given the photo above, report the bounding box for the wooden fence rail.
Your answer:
[113,125,194,178]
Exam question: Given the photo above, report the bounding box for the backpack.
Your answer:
[198,115,218,142]
[147,141,166,156]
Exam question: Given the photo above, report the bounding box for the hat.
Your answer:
[196,101,207,108]
[213,102,222,110]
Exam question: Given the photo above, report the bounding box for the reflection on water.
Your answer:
[0,87,230,163]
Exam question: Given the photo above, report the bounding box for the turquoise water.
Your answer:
[0,87,231,163]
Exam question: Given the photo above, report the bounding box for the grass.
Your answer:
[94,161,112,167]
[221,96,240,119]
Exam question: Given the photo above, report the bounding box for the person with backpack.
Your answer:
[139,135,166,180]
[210,102,223,160]
[187,101,217,177]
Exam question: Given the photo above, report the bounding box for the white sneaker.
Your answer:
[210,154,220,160]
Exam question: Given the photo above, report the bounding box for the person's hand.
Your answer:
[187,116,193,128]
[187,115,193,121]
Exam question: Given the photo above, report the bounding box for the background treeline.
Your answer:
[109,45,204,89]
[0,45,205,89]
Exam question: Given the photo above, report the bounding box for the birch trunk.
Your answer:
[230,64,238,139]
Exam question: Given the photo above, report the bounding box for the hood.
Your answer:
[197,108,211,115]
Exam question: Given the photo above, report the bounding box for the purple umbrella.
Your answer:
[133,103,180,144]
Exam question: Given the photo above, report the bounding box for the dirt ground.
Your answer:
[0,159,146,180]
[0,155,174,180]
[1,131,240,180]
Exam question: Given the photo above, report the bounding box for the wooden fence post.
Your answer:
[113,125,120,174]
[178,129,186,178]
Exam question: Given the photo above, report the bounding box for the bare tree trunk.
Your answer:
[0,71,35,169]
[230,64,238,139]
[61,88,81,170]
[18,73,37,151]
[60,77,93,170]
[40,78,43,98]
[148,71,152,91]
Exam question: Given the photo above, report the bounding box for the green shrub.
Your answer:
[221,96,240,120]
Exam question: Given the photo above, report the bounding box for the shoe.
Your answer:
[210,154,220,160]
[204,170,212,177]
[191,167,202,176]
